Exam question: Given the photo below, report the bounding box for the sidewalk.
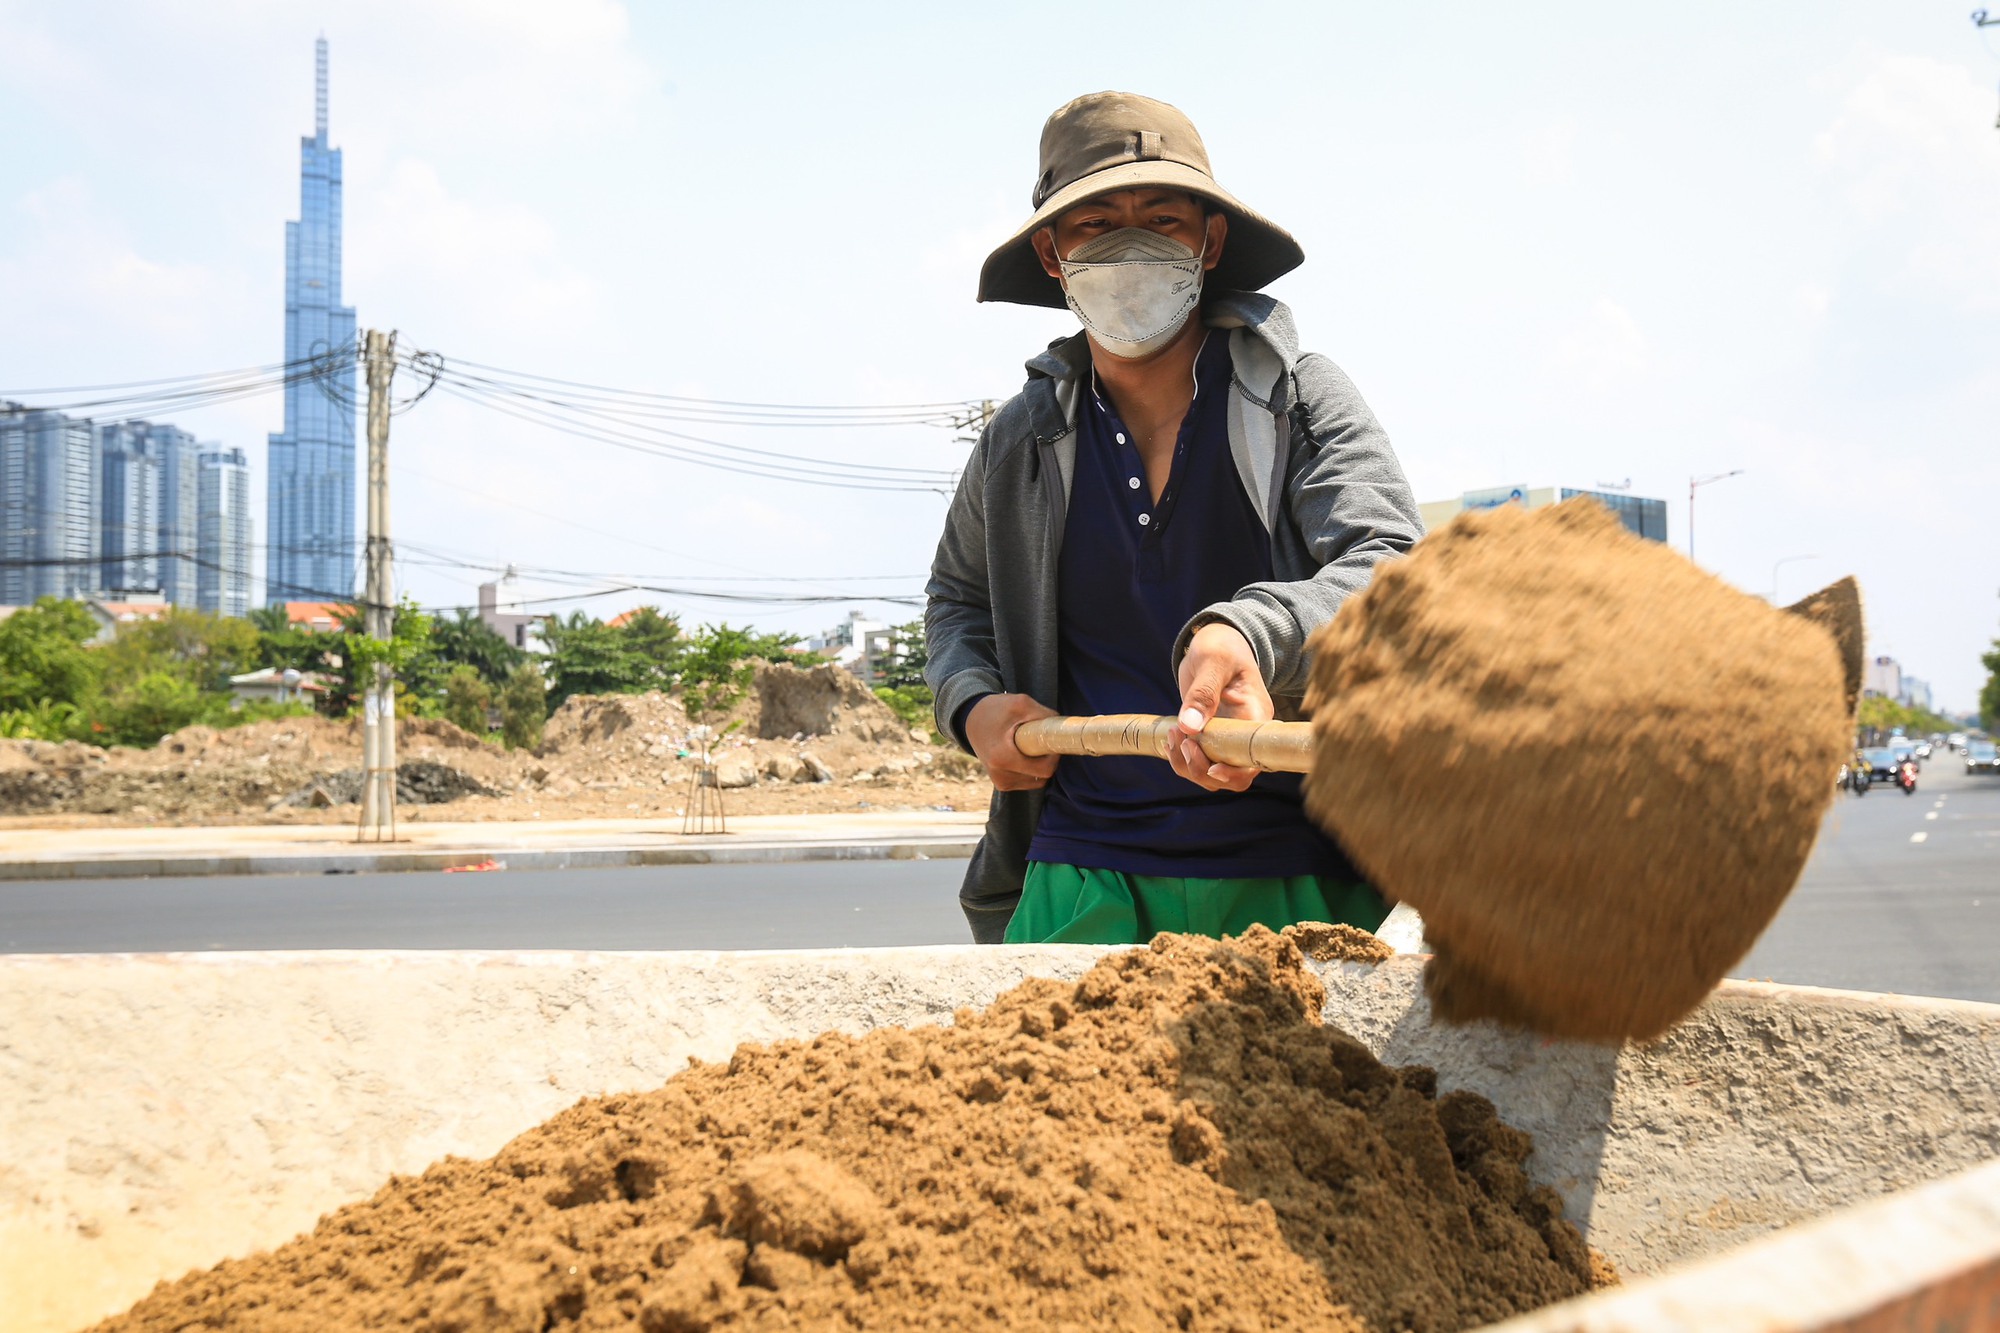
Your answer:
[0,811,987,881]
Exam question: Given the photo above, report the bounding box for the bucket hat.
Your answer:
[978,91,1304,309]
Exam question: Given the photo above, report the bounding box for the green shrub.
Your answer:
[443,664,495,737]
[100,672,209,747]
[498,662,546,751]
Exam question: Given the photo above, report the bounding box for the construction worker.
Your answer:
[925,91,1424,946]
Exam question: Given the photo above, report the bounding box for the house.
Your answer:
[282,601,351,634]
[227,666,327,706]
[83,594,172,645]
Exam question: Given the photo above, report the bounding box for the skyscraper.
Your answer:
[1,403,98,604]
[198,447,252,618]
[266,35,357,605]
[150,423,202,606]
[98,421,162,595]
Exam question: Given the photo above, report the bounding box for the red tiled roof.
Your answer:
[284,601,352,630]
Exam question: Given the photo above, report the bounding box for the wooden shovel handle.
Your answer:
[1014,714,1314,774]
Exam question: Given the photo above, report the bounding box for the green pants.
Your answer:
[1002,861,1389,946]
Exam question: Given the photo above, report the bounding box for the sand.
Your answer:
[1303,499,1853,1042]
[90,928,1608,1332]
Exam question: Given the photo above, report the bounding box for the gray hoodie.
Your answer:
[924,291,1423,941]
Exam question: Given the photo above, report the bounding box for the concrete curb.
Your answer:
[0,838,979,882]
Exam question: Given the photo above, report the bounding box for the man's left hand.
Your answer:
[1169,622,1272,793]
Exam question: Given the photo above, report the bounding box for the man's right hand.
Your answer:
[965,693,1060,791]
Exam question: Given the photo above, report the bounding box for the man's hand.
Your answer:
[965,693,1060,791]
[1169,622,1273,793]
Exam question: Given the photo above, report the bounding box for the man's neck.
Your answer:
[1085,313,1208,429]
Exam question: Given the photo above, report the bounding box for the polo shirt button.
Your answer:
[1127,477,1141,490]
[1138,513,1151,526]
[1115,433,1127,445]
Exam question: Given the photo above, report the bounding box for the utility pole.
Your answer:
[1688,469,1744,567]
[358,329,397,842]
[949,399,996,444]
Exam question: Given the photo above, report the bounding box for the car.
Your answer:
[1859,747,1901,783]
[1969,741,2000,776]
[1914,741,1933,761]
[1948,732,1969,753]
[1889,741,1918,770]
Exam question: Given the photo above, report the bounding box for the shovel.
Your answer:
[1012,499,1863,1043]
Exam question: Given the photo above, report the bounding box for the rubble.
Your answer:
[0,664,990,826]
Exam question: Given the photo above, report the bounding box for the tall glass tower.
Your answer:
[266,35,357,605]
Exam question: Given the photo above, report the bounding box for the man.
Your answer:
[925,91,1423,945]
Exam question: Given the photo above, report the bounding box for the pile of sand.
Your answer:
[1304,499,1852,1041]
[93,928,1608,1332]
[0,664,987,826]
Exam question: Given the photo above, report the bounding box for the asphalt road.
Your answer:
[1735,753,2000,1004]
[4,756,1996,1004]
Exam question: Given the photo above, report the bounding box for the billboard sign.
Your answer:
[1462,485,1529,511]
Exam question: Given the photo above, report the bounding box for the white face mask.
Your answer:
[1055,226,1205,359]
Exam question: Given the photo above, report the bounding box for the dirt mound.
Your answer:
[93,928,1606,1332]
[756,662,911,744]
[1304,499,1851,1042]
[278,762,497,808]
[3,664,989,826]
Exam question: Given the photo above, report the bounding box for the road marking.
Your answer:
[1910,832,1928,844]
[1926,811,1939,821]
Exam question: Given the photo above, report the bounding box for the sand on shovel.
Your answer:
[91,929,1610,1333]
[1303,499,1852,1042]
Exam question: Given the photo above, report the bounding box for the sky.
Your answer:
[1,1,1996,710]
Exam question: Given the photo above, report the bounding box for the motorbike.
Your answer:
[1895,759,1918,795]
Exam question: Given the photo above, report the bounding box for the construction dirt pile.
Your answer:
[0,663,988,826]
[93,927,1610,1333]
[1304,498,1852,1042]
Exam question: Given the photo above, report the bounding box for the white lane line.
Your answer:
[1925,811,1939,821]
[1910,832,1928,844]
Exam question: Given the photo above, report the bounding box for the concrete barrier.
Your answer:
[5,946,1998,1332]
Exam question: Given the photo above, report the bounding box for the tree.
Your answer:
[873,618,936,739]
[249,604,322,675]
[675,623,811,718]
[97,607,259,698]
[539,611,655,709]
[442,664,495,737]
[620,605,683,671]
[498,661,546,750]
[313,600,436,719]
[0,597,100,716]
[1857,693,1956,741]
[1981,637,1999,733]
[877,618,929,691]
[430,609,524,687]
[99,671,209,747]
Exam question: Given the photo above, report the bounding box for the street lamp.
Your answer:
[1769,554,1820,604]
[1688,469,1745,565]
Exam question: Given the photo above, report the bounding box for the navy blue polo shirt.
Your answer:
[1025,332,1356,881]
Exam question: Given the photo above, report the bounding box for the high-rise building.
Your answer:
[98,421,162,595]
[265,35,357,605]
[1,402,98,604]
[198,447,253,618]
[1418,484,1669,542]
[95,420,207,607]
[148,423,202,606]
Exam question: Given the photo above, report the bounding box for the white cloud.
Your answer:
[0,179,231,344]
[346,157,600,337]
[1549,298,1651,392]
[1814,52,2000,309]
